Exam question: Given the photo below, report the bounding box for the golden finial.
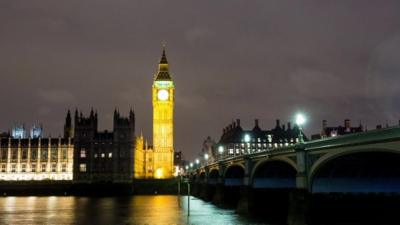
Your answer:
[161,40,167,50]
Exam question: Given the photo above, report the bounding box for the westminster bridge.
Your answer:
[187,126,400,224]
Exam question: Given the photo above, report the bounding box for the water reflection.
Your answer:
[0,195,266,225]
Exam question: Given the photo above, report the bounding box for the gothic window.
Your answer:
[62,148,67,160]
[21,164,26,172]
[51,163,57,172]
[41,149,48,160]
[41,164,46,172]
[21,149,27,160]
[61,164,67,172]
[11,149,18,160]
[1,149,7,160]
[31,149,37,160]
[1,164,6,172]
[31,164,36,172]
[11,164,16,173]
[51,148,58,160]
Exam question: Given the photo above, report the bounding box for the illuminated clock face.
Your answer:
[157,89,169,101]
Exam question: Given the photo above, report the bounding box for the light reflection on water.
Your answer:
[0,196,268,225]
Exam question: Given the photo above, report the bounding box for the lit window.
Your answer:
[11,164,16,173]
[62,164,67,172]
[229,149,233,154]
[41,164,46,172]
[94,153,98,158]
[274,143,278,148]
[80,149,86,158]
[51,164,57,172]
[80,163,87,172]
[108,152,112,158]
[101,153,105,158]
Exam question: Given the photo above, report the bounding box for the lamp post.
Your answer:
[204,153,209,165]
[195,159,200,168]
[244,133,251,154]
[295,113,306,143]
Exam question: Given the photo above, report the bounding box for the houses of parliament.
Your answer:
[0,47,176,182]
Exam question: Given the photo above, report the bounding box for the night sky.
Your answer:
[1,1,400,160]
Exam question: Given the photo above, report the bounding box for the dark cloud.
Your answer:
[1,0,400,160]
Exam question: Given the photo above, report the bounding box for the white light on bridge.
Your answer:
[195,159,200,164]
[204,153,209,160]
[218,146,224,154]
[295,113,306,126]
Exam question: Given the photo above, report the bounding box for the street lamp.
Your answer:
[218,145,224,154]
[190,163,193,168]
[218,145,224,161]
[204,153,209,160]
[195,159,200,167]
[295,113,306,143]
[244,133,251,154]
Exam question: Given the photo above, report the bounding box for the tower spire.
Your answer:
[155,42,171,80]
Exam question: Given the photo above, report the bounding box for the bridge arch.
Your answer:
[310,148,400,193]
[251,159,297,189]
[208,169,220,185]
[224,164,245,186]
[199,171,206,183]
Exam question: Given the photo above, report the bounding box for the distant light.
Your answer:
[295,113,306,126]
[190,163,193,168]
[218,146,224,154]
[185,165,189,170]
[244,134,251,143]
[155,168,163,179]
[195,159,200,164]
[173,166,179,177]
[204,153,209,160]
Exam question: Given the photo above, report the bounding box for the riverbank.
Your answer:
[0,179,187,196]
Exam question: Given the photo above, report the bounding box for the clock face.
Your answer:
[157,89,169,101]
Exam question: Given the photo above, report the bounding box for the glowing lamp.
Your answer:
[218,146,224,154]
[295,113,306,126]
[244,134,251,143]
[155,168,163,179]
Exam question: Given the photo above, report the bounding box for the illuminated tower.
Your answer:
[152,45,175,179]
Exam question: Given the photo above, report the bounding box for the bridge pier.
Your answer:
[287,189,309,225]
[236,186,254,214]
[212,183,224,206]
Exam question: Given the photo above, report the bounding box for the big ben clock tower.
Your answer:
[152,45,175,179]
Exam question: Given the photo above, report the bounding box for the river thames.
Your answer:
[0,195,267,225]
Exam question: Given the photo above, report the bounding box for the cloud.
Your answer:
[184,27,215,43]
[37,89,75,103]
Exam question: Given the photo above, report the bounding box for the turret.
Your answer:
[64,110,73,138]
